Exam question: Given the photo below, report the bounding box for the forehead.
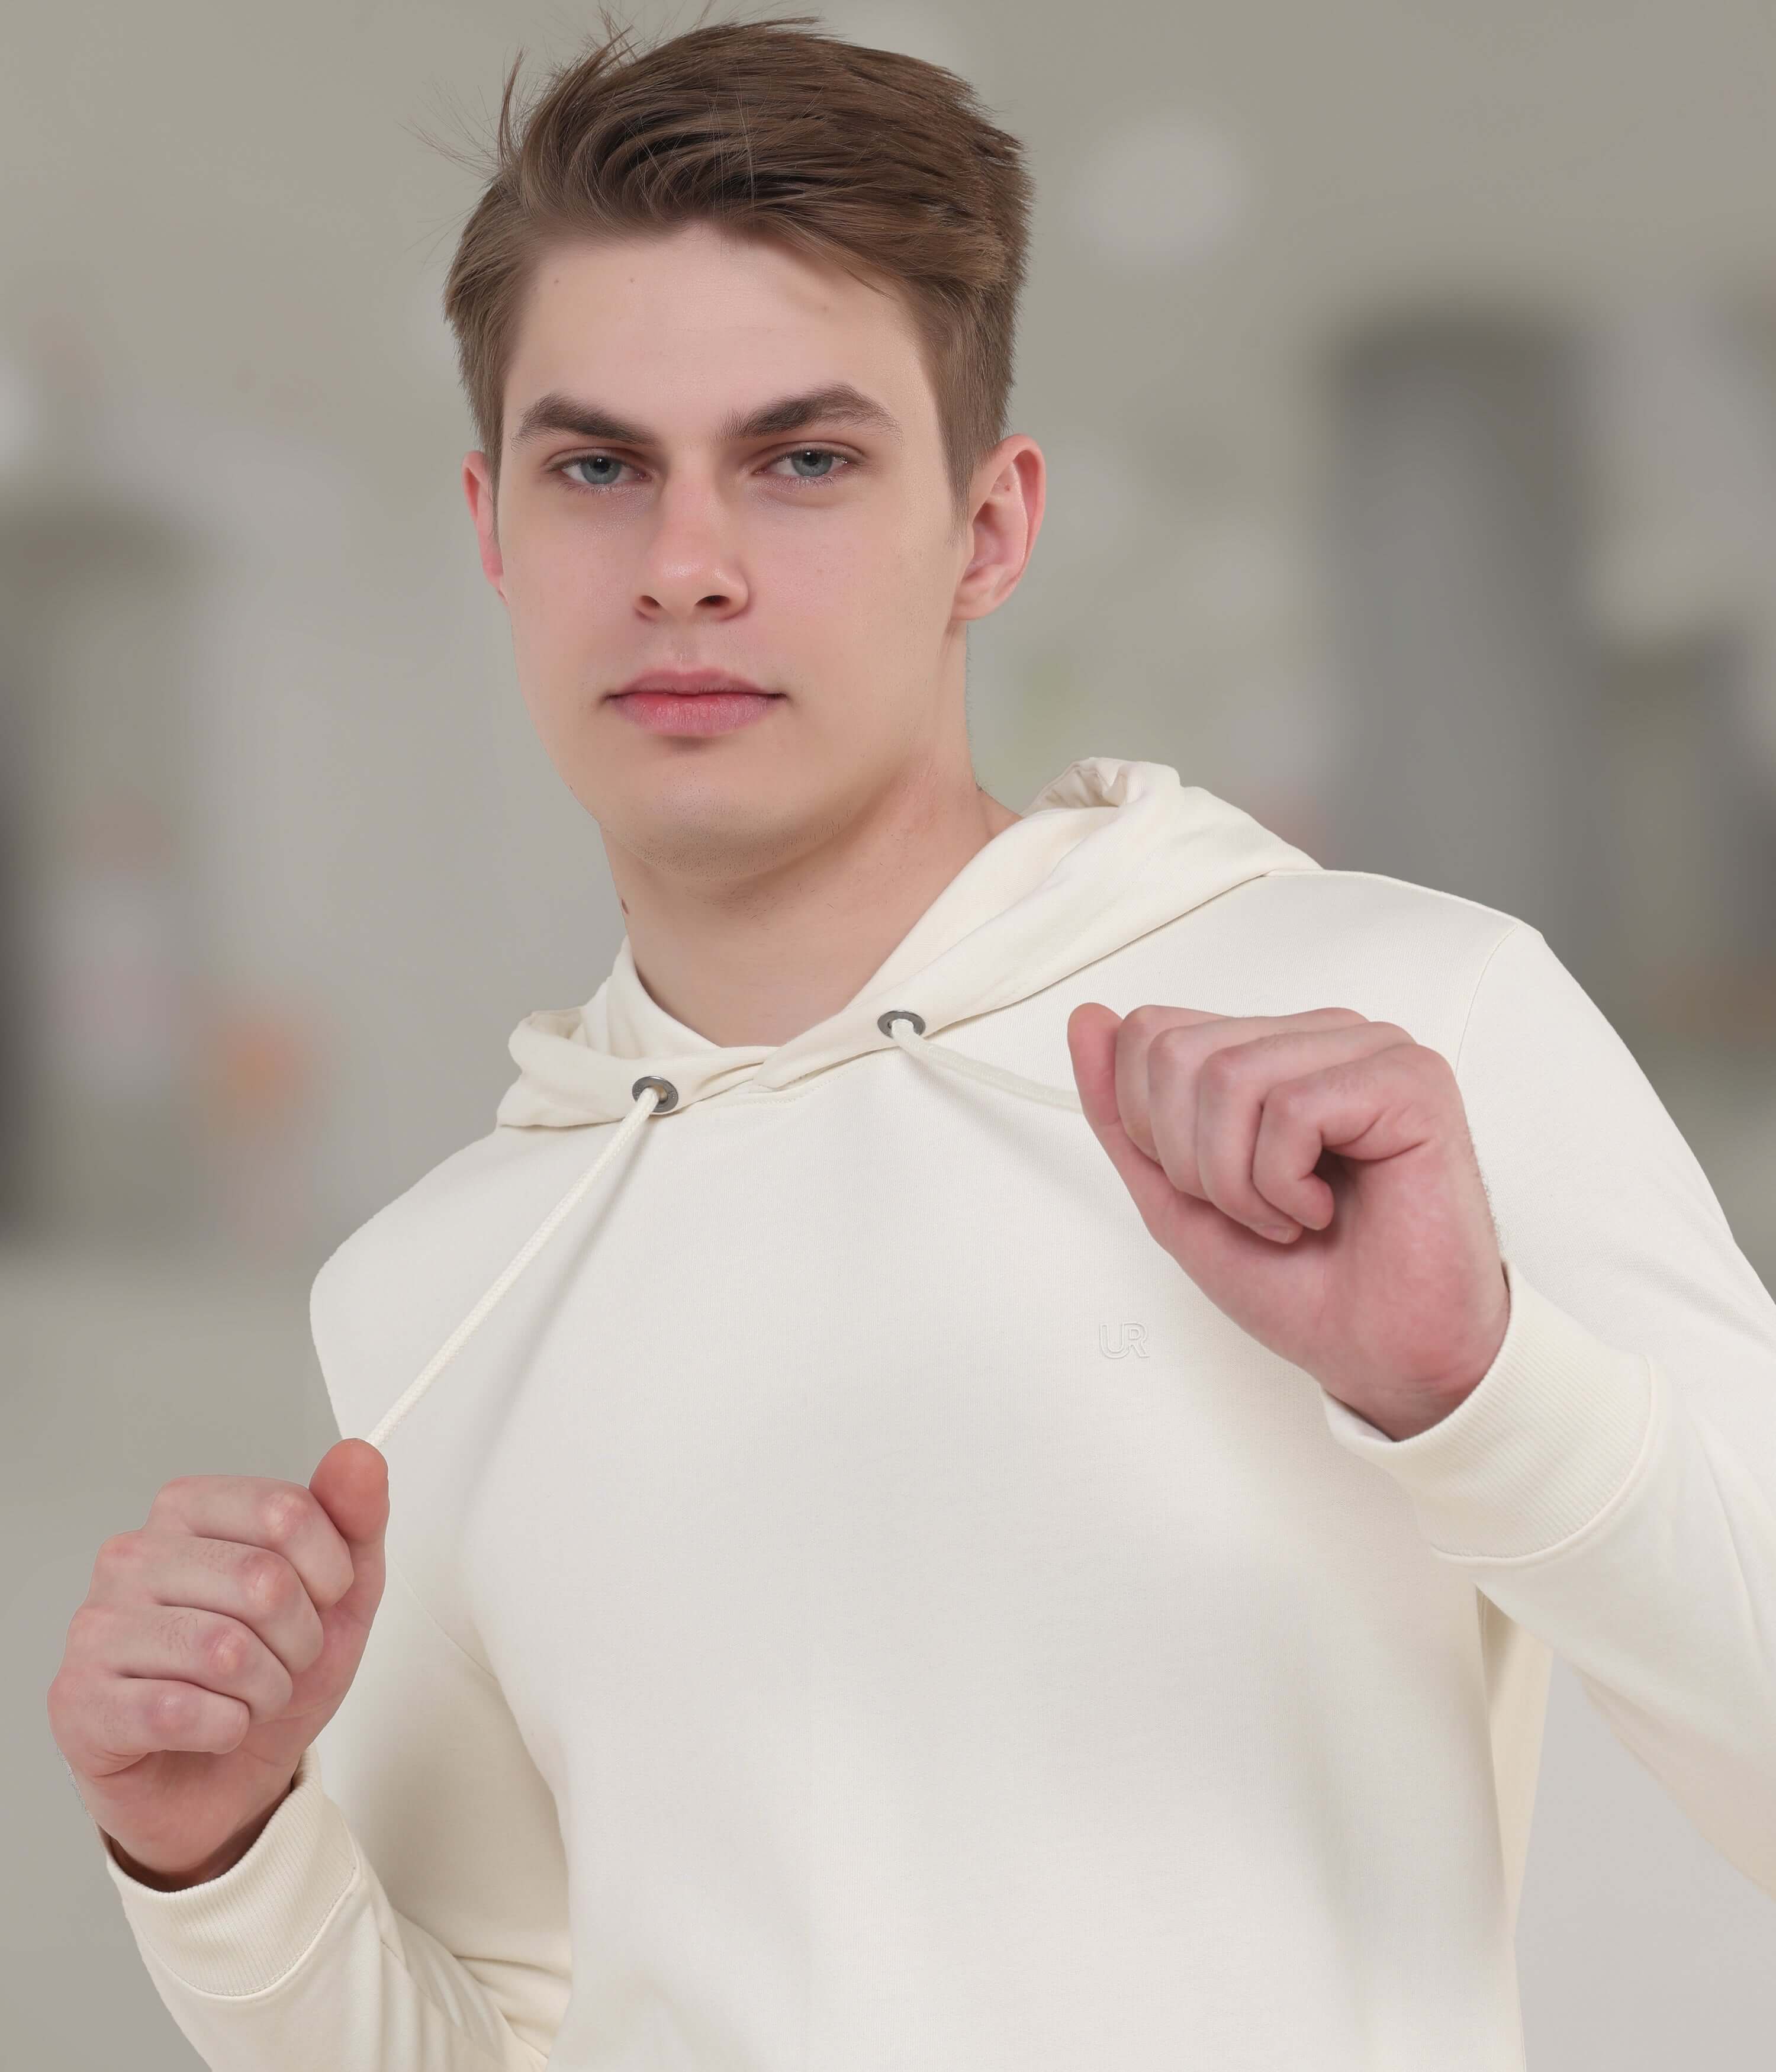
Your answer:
[503,221,937,440]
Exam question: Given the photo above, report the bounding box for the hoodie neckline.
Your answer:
[366,756,1321,1451]
[597,793,1119,1064]
[496,756,1321,1131]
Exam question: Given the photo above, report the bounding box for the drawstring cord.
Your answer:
[876,1009,1085,1113]
[365,1076,671,1449]
[363,1015,1079,1452]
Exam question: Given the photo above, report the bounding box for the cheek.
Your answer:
[505,520,617,662]
[765,518,952,652]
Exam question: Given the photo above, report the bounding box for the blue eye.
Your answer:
[556,446,850,492]
[769,446,853,484]
[561,454,628,488]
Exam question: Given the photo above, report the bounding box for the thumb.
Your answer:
[1066,1002,1125,1142]
[308,1437,389,1555]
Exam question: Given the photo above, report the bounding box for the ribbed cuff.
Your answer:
[1320,1256,1661,1562]
[99,1739,362,1997]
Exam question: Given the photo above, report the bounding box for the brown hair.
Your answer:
[437,8,1032,527]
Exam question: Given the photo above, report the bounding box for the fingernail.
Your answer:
[1258,1222,1301,1242]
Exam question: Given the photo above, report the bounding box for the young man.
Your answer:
[57,13,1776,2070]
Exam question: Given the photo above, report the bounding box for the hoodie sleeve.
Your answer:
[1318,919,1776,1897]
[95,1546,570,2070]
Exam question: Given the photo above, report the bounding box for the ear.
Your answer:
[462,452,507,604]
[952,435,1045,623]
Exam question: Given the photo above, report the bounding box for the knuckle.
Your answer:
[94,1532,143,1582]
[240,1550,294,1616]
[150,1684,197,1736]
[1130,1005,1196,1045]
[46,1666,85,1735]
[67,1601,112,1654]
[204,1618,252,1679]
[256,1487,311,1549]
[1198,1045,1250,1093]
[1418,1043,1456,1085]
[144,1481,183,1528]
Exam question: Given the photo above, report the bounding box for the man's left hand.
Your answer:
[1067,1003,1511,1442]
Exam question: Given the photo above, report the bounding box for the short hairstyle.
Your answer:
[439,8,1033,526]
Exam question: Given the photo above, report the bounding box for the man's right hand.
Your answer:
[47,1437,389,1890]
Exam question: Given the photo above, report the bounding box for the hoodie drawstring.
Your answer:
[364,1015,1082,1452]
[365,1076,670,1449]
[876,1009,1085,1114]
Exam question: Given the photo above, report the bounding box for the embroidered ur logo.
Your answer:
[1098,1321,1149,1360]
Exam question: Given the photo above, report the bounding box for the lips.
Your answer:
[612,672,777,698]
[610,684,783,737]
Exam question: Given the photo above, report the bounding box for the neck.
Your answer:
[605,761,1024,1050]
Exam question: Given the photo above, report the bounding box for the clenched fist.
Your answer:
[47,1438,388,1891]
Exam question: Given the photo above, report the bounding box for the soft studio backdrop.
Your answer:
[5,2,1776,2064]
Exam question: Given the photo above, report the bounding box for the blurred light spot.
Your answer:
[1072,114,1251,269]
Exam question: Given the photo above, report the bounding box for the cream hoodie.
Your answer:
[95,757,1776,2071]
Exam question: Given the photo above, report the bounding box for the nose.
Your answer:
[635,475,749,622]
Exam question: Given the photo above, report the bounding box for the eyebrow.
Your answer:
[509,381,903,452]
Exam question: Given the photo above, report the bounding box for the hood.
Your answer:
[497,755,1318,1128]
[362,756,1320,1450]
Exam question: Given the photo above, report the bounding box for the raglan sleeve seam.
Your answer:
[1451,919,1527,1083]
[381,1546,506,1690]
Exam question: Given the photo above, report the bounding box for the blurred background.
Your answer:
[7,0,1776,2063]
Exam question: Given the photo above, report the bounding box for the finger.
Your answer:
[1115,1006,1370,1160]
[88,1532,326,1682]
[1068,1003,1130,1144]
[1157,1022,1413,1233]
[146,1478,356,1619]
[1250,1047,1455,1222]
[1076,1044,1308,1286]
[308,1440,389,1558]
[304,1442,389,1659]
[70,1600,295,1724]
[1069,1005,1192,1215]
[58,1666,251,1765]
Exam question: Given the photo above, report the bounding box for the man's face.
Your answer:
[463,220,1040,883]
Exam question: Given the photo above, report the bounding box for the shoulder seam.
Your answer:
[1452,921,1530,1082]
[1304,866,1527,929]
[384,1545,503,1688]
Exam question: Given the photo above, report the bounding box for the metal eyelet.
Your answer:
[630,1075,679,1113]
[877,1009,925,1037]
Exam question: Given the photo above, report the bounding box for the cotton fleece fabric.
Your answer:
[94,756,1776,2072]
